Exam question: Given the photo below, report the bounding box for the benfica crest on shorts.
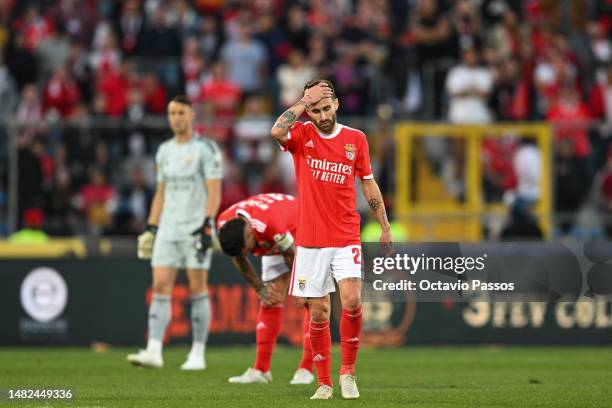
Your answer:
[344,144,356,160]
[298,277,306,291]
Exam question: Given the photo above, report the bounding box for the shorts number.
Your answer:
[352,247,361,264]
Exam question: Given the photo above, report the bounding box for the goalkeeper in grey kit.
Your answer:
[127,96,223,370]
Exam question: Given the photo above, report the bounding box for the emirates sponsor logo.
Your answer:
[306,156,352,174]
[306,155,352,185]
[312,353,326,362]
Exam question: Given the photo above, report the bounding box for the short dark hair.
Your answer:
[218,217,247,256]
[170,95,192,107]
[304,79,336,99]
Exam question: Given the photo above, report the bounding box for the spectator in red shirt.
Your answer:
[12,4,54,52]
[78,166,117,231]
[141,71,167,114]
[200,61,241,118]
[42,65,80,118]
[482,137,517,202]
[547,84,591,159]
[90,30,122,80]
[589,66,612,122]
[97,60,138,117]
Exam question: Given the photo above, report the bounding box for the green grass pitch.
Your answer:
[0,346,611,407]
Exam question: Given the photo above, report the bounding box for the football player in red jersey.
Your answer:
[271,79,393,400]
[217,193,314,385]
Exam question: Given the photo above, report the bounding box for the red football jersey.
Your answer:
[217,193,297,256]
[282,121,373,247]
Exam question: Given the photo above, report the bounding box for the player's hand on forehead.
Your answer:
[304,82,333,105]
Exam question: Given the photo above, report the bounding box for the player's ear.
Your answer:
[333,98,339,112]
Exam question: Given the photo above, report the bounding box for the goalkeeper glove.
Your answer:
[137,224,158,260]
[193,217,215,262]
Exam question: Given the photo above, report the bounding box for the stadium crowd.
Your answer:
[1,0,612,238]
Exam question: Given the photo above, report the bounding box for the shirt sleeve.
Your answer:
[201,139,224,180]
[280,121,305,154]
[263,215,294,252]
[155,145,166,183]
[355,133,373,179]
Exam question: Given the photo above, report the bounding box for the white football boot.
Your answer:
[228,367,272,383]
[310,385,333,400]
[339,374,360,399]
[126,349,163,368]
[180,353,206,371]
[289,368,314,385]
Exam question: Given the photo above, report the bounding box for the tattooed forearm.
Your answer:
[368,198,381,211]
[274,110,297,129]
[271,98,310,143]
[363,179,391,231]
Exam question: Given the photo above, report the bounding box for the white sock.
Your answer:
[190,341,205,358]
[146,338,163,358]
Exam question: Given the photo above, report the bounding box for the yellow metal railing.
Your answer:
[394,123,552,241]
[0,239,87,258]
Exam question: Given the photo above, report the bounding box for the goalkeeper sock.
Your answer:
[298,305,313,372]
[190,293,211,356]
[147,293,171,357]
[340,306,362,375]
[310,320,332,387]
[253,305,283,373]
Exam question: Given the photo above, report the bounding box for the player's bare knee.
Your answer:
[341,293,361,310]
[188,279,207,295]
[308,301,330,322]
[152,281,173,295]
[186,269,208,295]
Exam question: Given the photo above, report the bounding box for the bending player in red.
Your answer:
[217,193,313,385]
[271,79,393,399]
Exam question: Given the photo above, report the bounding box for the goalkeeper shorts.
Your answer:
[151,236,213,270]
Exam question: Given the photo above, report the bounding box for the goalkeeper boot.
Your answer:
[290,368,314,385]
[127,349,163,369]
[180,353,206,371]
[228,367,272,383]
[339,374,360,399]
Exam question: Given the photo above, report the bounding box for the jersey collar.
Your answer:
[315,123,343,139]
[236,209,251,220]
